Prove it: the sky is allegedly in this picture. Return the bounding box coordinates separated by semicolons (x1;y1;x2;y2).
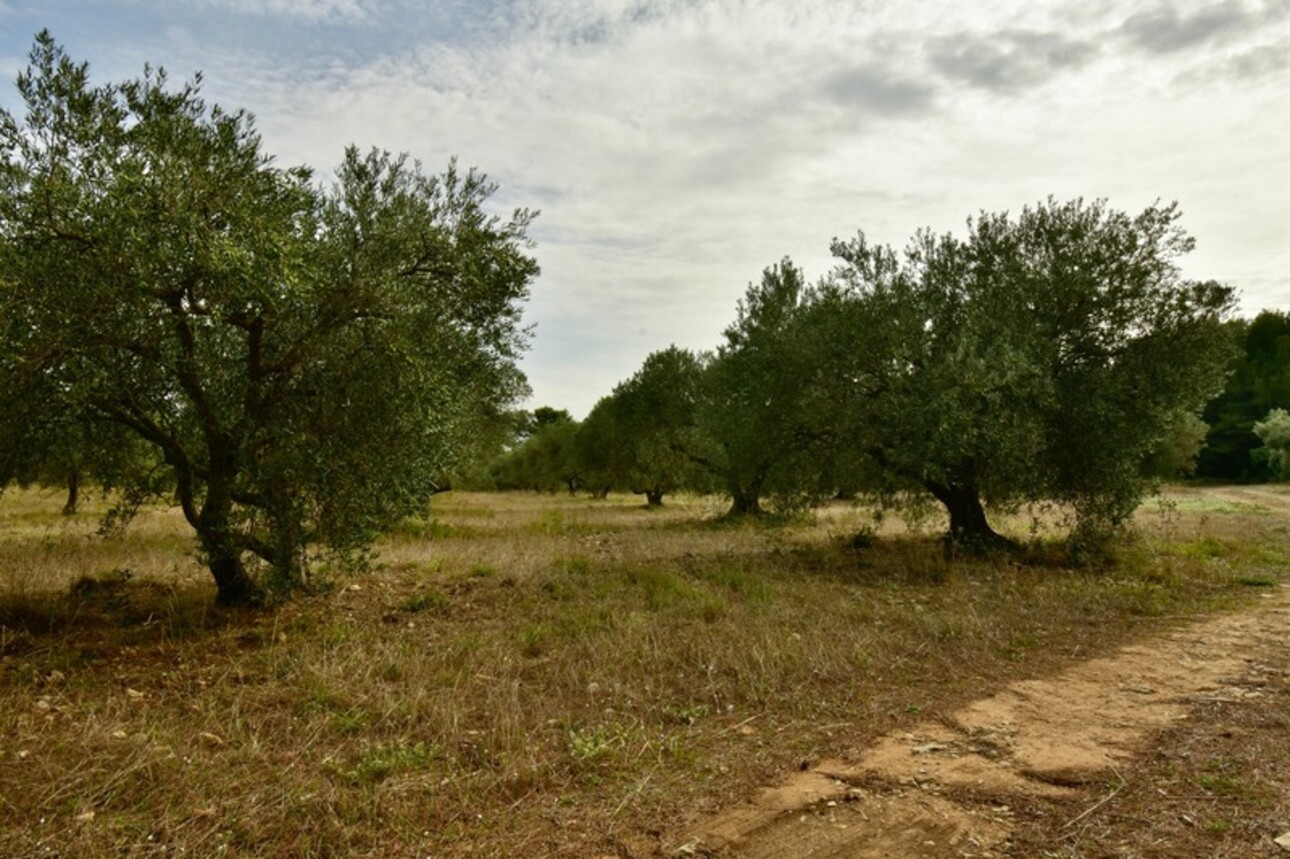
1;0;1287;418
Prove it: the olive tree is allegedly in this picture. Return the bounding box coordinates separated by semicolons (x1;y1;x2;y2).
576;347;710;506
693;259;831;515
823;198;1236;546
0;34;538;603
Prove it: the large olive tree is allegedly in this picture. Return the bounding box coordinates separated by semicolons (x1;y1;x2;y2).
0;34;538;603
822;198;1236;547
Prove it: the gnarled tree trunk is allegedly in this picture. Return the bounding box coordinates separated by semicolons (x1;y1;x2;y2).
204;539;260;606
923;479;1014;551
61;469;80;516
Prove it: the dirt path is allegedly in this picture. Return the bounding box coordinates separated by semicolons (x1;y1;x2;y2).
669;583;1290;858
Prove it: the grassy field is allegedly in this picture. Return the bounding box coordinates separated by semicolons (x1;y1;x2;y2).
1;486;1286;857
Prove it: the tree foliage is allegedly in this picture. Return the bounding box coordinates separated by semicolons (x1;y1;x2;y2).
817;198;1236;545
1253;408;1290;480
575;347;710;506
0;34;538;602
1196;311;1290;481
692;260;825;515
490;409;582;494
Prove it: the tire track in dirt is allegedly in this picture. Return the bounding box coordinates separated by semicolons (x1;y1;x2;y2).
669;584;1290;858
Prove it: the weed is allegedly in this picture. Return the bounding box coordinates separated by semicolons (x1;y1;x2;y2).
554;554;593;575
400;588;449;613
335;740;438;785
568;723;627;768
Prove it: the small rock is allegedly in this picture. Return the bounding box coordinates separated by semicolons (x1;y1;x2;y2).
347;583;362;592
111;730;127;739
737;725;756;736
74;810;95;823
912;742;949;754
125;688;145;700
33;698;51;711
1274;831;1290;852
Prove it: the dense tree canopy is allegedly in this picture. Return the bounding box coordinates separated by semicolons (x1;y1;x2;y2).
0;34;538;602
490;409;582;494
817;199;1236;546
692;260;825;515
576;346;710;506
1196;311;1290;481
1253;408;1290;480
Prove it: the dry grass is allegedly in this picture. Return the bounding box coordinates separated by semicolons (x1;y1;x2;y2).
1;486;1286;857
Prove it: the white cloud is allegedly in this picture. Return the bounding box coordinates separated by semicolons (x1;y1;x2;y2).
187;0;374;21
4;0;1286;414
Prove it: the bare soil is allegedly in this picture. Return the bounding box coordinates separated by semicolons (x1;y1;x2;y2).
671;582;1290;857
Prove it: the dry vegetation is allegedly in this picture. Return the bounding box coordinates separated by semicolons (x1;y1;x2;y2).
1;485;1286;857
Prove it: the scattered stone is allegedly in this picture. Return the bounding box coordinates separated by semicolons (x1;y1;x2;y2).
125;688;145;700
1274;831;1290;852
74;810;95;823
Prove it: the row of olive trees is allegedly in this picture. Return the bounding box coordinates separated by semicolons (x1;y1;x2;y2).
0;34;539;604
521;200;1237;550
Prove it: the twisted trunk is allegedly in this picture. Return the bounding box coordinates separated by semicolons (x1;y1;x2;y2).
923;479;1014;551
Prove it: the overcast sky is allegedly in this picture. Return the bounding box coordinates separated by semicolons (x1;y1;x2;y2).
2;0;1287;417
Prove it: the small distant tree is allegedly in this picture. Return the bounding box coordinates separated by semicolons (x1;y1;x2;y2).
0;410;156;515
491;410;581;494
1253;408;1290;480
576;347;709;506
0;34;538;603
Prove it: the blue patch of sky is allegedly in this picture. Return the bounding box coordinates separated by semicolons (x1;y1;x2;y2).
2;1;516;90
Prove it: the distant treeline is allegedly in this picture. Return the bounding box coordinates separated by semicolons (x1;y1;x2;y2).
1196;310;1290;482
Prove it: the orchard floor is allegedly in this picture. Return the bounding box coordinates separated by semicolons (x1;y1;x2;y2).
0;485;1287;857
